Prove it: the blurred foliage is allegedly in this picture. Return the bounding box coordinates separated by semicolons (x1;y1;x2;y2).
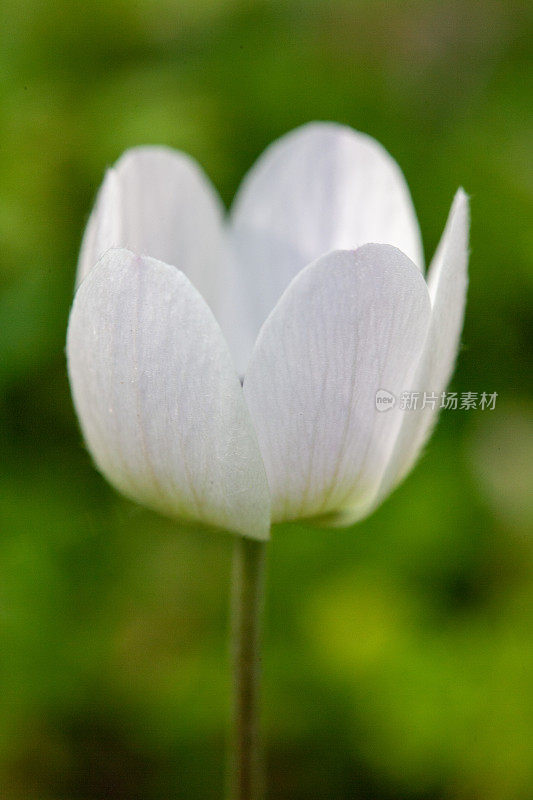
0;0;532;798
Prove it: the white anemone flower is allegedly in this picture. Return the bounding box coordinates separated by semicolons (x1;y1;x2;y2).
67;122;469;540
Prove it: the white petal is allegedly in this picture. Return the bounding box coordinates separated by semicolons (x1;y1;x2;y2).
76;146;231;334
376;189;470;502
78;168;122;285
67;248;270;539
230;122;424;373
243;245;431;524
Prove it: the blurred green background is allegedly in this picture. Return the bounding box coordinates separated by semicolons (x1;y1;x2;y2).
1;0;532;798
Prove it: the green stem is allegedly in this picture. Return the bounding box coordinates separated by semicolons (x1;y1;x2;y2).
228;535;268;800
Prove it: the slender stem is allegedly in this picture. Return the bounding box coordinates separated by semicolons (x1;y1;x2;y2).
228;535;268;800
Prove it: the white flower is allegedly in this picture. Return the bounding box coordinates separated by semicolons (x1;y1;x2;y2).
67;123;469;539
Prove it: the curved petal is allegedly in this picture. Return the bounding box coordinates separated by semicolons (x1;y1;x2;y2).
67;248;270;539
376;189;470;503
76;146;231;334
230;122;424;373
243;245;431;524
78;168;122;285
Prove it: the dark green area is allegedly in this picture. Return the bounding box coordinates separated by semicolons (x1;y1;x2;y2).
0;0;532;797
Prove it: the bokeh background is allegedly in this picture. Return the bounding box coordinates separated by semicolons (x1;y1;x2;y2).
1;0;532;797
